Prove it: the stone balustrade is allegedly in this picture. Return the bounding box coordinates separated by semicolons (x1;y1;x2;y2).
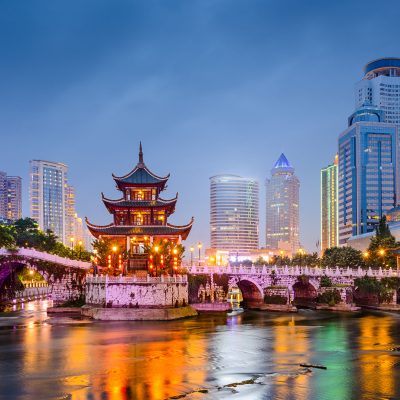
86;274;188;284
187;265;400;278
0;248;91;270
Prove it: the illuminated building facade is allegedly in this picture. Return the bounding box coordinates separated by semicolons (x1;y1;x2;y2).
209;174;259;255
320;155;338;252
0;171;22;221
338;105;399;245
29;160;68;243
265;154;300;255
355;58;400;126
86;143;193;273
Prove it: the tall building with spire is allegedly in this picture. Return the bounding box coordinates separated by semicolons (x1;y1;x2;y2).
265;154;300;255
320;154;338;253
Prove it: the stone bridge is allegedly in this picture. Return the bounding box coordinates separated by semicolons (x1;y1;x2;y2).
188;264;400;306
0;248;91;303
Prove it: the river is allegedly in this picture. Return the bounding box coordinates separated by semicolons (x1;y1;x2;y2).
0;301;400;400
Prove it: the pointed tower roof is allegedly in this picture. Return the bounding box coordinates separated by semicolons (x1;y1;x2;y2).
274;153;291;169
271;153;294;175
112;143;170;191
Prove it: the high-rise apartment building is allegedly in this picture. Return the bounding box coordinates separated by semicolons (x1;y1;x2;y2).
29;160;68;244
355;58;400;126
338;104;399;245
265;154;300;255
320;155;338;253
0;171;22;221
210;174;259;254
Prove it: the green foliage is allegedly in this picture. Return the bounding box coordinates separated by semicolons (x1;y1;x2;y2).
145;239;185;275
56;297;85;308
264;294;287;304
317;289;342;306
366;216;399;269
320;275;332;287
92;238;114;266
354;275;395;304
321;246;364;269
0;225;16;249
0;218;91;261
187;274;208;302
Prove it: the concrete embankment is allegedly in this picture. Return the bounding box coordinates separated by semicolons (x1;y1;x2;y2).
81;305;198;321
191;303;232;312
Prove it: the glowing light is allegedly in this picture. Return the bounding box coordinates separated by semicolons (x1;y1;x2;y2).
379;249;385;256
173;248;178;255
112;246;117;252
190;246;194;252
154;246;159;253
363;251;369;258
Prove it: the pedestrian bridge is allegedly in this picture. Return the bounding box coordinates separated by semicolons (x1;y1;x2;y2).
187;264;400;306
0;248;91;303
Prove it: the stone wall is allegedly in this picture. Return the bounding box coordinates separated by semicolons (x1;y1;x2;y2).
85;275;189;307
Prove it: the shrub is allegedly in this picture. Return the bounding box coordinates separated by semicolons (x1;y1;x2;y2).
320;275;332;287
264;294;287;305
317;289;342;306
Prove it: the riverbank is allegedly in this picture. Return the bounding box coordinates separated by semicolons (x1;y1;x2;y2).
81;305;198;320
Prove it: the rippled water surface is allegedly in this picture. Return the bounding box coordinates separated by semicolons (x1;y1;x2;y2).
1;301;400;399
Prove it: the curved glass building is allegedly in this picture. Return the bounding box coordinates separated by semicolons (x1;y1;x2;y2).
356;58;400;125
210;175;259;253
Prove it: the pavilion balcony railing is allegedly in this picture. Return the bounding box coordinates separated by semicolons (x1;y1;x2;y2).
86;274;188;284
186;264;400;278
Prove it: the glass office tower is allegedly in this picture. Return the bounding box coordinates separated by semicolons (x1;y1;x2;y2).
29;160;68;244
321;155;338;253
338;105;399;245
210;174;259;254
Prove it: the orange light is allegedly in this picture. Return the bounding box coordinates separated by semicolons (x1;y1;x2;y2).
149;264;153;269
112;246;117;252
173;248;178;255
379;249;385;256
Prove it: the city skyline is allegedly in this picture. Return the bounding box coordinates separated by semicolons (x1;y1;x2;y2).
2;1;400;251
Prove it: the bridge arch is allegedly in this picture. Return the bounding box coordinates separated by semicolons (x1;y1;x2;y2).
291;278;318;307
236;278;264;305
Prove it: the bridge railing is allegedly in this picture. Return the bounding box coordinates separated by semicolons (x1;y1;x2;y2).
86;274;188;284
0;248;92;270
187;264;400;277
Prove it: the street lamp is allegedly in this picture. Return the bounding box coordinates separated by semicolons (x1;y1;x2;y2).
198;242;202;266
190;246;194;267
70;237;75;250
154;245;159;276
112;246;118;273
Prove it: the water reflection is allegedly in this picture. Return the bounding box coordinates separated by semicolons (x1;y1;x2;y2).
0;302;400;399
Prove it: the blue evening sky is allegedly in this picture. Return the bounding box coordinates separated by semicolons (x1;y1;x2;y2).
1;0;400;252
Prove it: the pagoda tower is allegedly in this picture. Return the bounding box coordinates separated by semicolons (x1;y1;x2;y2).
86;143;193;274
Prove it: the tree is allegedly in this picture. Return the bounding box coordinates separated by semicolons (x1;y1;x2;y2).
321;246;364;269
0;225;16;249
366;216;399;269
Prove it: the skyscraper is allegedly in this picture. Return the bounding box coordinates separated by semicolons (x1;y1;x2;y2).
0;171;22;221
210;174;259;254
29;160;68;244
320;155;338;253
265;154;300;255
355;58;400;126
338;104;399;245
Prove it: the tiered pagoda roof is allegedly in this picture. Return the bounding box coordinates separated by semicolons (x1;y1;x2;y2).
101;193;178;215
112;143;169;191
86;142;193;241
86;218;194;239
